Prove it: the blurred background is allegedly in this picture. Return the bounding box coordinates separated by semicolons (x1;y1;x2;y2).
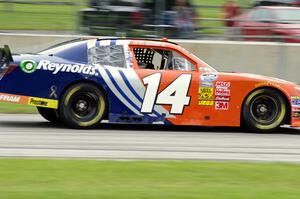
0;0;299;42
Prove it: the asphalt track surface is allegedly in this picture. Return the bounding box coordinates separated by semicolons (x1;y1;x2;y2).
1;114;300;162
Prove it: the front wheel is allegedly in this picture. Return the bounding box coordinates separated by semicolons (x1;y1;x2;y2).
242;88;287;132
59;83;107;129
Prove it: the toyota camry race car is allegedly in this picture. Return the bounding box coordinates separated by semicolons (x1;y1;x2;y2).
0;38;300;132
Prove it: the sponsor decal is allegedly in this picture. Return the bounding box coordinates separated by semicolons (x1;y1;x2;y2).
215;101;229;110
255;82;280;88
200;73;218;82
20;60;99;76
293;111;300;119
20;60;37;73
199;100;214;106
0;93;21;103
215;81;231;89
215;96;230;101
199;87;213;94
0;92;58;109
198;87;214;105
200;81;213;88
28;97;58;109
215;88;230;97
291;96;300;100
292;98;300;107
199;93;214;100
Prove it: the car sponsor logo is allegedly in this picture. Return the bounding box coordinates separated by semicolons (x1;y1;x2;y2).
199;100;214;106
215;81;231;89
0;93;20;103
198;87;214;105
20;60;38;73
291;96;300;107
215;96;230;101
293;111;300;119
199;93;214;100
28;97;58;109
20;60;99;76
200;73;218;82
215;88;230;97
215;101;229;110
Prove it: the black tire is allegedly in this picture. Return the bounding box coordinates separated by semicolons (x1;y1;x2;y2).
37;107;60;123
242;88;287;132
59;83;107;129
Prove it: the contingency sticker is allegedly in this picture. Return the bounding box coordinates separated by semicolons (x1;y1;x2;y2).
198;87;214;106
0;92;58;109
214;81;231;110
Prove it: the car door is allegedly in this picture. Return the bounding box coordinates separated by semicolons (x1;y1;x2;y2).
129;44;202;125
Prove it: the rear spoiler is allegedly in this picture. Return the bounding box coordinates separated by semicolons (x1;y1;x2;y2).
0;45;13;80
0;45;13;64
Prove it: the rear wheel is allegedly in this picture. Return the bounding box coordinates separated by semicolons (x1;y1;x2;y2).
59;83;107;129
242;88;287;132
37;107;60;123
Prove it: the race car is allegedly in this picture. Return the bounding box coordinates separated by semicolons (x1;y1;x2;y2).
0;38;299;132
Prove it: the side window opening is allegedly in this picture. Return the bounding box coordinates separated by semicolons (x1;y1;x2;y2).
88;45;126;68
133;47;195;71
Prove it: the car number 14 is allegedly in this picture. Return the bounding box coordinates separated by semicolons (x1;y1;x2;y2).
141;73;192;115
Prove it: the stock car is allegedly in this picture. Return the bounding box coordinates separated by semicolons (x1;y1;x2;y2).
0;38;300;132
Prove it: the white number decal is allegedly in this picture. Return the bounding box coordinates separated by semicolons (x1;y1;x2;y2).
141;73;192;114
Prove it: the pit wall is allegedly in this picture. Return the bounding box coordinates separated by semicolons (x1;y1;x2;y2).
1;33;299;82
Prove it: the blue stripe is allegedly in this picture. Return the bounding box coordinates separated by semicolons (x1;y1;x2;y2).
118;70;162;118
96;40;100;47
105;69;144;116
110;39;116;47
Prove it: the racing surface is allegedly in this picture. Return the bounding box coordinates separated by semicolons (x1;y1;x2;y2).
1;114;300;162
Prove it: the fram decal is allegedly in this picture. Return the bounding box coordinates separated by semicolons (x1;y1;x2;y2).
0;94;20;103
215;101;229;110
215;81;231;89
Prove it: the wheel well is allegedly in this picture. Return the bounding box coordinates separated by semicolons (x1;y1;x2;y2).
240;86;291;126
59;80;109;120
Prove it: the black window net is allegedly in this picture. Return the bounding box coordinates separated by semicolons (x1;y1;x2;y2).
133;48;155;64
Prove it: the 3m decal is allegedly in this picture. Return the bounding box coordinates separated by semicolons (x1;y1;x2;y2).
199;100;214;106
28;97;58;109
215;101;229;110
20;60;37;73
141;73;192;115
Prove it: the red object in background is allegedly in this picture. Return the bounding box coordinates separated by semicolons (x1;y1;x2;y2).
222;2;241;27
233;6;300;42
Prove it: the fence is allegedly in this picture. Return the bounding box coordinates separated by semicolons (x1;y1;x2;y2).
0;1;299;42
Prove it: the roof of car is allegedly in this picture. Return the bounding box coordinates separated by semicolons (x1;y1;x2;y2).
260;6;300;9
96;37;178;45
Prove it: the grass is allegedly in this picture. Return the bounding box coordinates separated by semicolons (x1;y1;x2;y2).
0;102;36;114
0;159;300;199
0;0;253;32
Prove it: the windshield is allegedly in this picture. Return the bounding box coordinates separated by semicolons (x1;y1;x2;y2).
273;9;300;24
